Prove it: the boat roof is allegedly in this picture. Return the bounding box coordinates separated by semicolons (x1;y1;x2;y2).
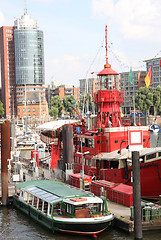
92;147;161;160
36;119;79;131
16;180;90;199
63;196;102;205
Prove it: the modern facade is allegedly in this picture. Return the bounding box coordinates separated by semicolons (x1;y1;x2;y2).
14;11;44;86
0;9;47;119
119;70;146;114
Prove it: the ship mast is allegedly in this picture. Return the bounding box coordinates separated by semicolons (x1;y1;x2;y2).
93;25;124;128
105;25;108;66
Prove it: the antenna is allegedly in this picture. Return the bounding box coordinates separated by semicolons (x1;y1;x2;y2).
24;0;28;14
105;25;108;65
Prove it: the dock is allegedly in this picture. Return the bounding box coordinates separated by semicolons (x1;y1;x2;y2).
108;200;161;232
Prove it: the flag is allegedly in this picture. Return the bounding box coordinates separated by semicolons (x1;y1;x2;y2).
129;67;133;84
145;66;152;88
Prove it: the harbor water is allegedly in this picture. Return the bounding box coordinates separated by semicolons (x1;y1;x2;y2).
1;206;161;240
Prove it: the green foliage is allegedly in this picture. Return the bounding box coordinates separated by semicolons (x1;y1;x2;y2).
63;95;76;116
0;101;4;116
135;87;153;113
153;86;161;115
49;106;58;119
49;96;63;118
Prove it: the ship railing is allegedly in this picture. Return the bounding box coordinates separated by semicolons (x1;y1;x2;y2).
40;133;55;144
130;204;161;223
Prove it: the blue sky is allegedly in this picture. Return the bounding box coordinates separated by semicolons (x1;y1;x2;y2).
1;0;161;86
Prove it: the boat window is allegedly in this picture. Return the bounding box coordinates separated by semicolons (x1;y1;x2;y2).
146;153;156;161
90;203;101;214
24;191;28;202
140;156;145;163
33;196;37;208
49;204;52;216
159;152;161;157
28;193;33;205
110;161;119;169
20;190;23;198
66;204;72;214
43;201;48;214
38;198;43;210
53;203;61;215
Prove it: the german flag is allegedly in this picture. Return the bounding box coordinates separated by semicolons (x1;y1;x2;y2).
145;66;152;88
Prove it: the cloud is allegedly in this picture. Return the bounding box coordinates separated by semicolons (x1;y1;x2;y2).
91;0;161;41
45;54;93;86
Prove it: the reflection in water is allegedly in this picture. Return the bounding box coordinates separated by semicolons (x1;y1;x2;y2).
1;206;161;240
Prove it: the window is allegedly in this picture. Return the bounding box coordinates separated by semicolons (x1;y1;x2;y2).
43;201;48;214
146;153;156;161
38;198;43;210
33;108;35;112
66;204;72;214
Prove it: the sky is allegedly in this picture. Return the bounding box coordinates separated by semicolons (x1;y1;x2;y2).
1;0;161;87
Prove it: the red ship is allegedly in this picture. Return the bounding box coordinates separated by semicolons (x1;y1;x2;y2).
39;26;161;200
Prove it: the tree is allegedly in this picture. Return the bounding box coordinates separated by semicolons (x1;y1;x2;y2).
135;87;153;114
49;96;63;119
153;86;161;115
49;106;58;120
0;101;4;116
63;95;76;116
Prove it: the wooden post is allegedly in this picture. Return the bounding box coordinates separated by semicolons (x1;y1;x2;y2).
1;120;11;206
132;151;142;240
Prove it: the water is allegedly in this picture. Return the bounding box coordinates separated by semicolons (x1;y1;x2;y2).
1;206;161;240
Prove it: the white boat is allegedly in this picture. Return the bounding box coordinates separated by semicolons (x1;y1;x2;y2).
13;180;114;237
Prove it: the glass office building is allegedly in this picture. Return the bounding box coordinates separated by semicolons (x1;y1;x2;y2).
14;12;44;86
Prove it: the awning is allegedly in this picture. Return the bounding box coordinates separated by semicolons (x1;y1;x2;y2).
36;119;80;131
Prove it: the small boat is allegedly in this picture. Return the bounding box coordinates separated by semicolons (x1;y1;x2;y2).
13;180;114;237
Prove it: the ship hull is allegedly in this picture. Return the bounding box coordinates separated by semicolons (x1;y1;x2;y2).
13;191;113;236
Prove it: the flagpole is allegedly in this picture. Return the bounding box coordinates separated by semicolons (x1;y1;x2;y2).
133;94;136;126
129;67;136;126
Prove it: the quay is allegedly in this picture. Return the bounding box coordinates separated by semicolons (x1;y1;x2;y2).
108;200;161;232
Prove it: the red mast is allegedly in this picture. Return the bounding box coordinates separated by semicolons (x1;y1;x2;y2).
93;25;124;128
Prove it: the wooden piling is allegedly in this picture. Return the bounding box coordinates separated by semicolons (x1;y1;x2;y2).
132;151;142;240
1;120;11;206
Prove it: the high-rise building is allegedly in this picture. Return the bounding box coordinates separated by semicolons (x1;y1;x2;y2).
0;8;46;119
119;70;146;114
0;26;17;117
14;10;44;87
